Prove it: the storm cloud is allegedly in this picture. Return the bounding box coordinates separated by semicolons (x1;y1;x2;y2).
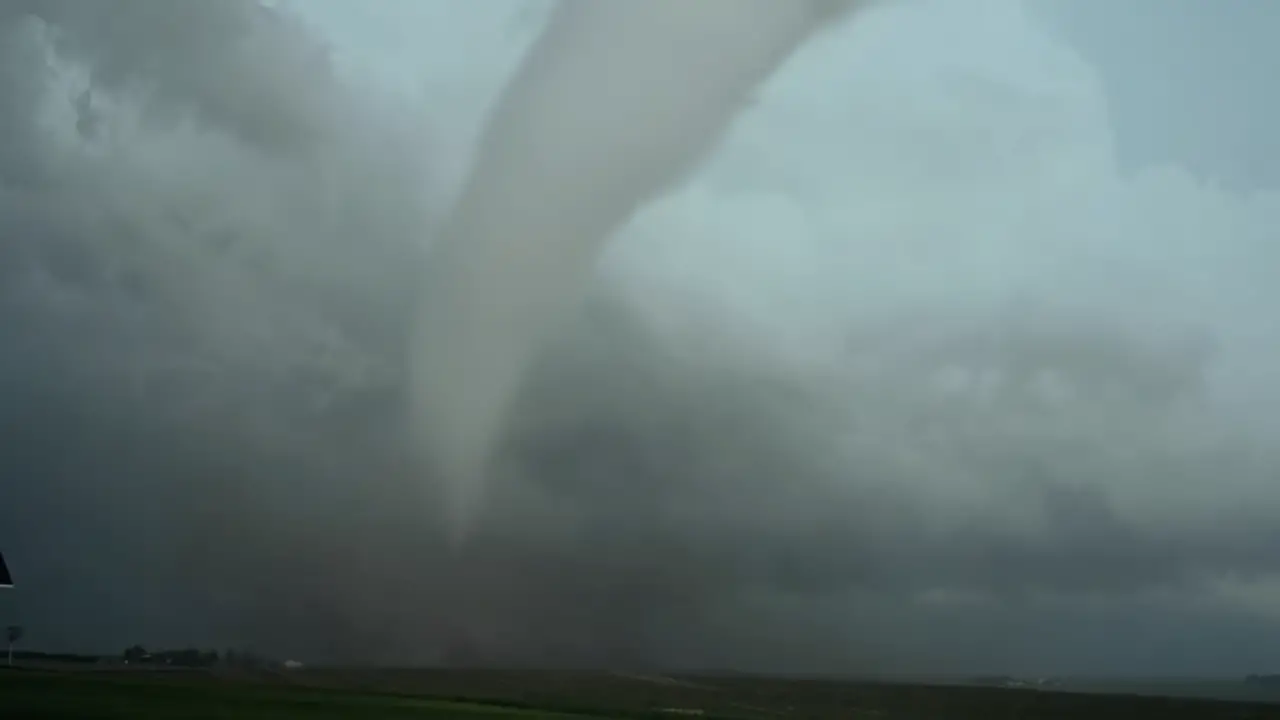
2;0;1280;677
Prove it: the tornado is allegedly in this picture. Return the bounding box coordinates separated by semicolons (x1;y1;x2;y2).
412;0;863;543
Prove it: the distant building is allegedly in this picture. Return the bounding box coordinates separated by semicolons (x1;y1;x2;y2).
0;551;12;588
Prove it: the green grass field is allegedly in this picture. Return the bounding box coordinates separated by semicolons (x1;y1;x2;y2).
4;666;1278;719
0;670;599;719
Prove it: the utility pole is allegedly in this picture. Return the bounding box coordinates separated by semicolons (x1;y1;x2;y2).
6;626;22;666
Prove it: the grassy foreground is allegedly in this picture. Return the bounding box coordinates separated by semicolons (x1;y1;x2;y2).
0;670;596;720
3;666;1278;719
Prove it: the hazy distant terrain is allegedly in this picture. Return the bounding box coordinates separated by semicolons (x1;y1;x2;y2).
1052;677;1280;705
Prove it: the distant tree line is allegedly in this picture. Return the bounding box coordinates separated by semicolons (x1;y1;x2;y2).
122;645;217;667
10;650;100;664
121;645;273;669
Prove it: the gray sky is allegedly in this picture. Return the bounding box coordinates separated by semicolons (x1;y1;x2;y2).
1;0;1279;676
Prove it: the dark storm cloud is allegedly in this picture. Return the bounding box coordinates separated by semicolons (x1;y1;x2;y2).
1;0;1279;676
31;0;339;154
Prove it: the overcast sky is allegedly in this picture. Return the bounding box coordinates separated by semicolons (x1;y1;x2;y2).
2;0;1279;676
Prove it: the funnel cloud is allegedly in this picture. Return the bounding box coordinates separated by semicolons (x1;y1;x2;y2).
411;0;859;541
2;0;1280;676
